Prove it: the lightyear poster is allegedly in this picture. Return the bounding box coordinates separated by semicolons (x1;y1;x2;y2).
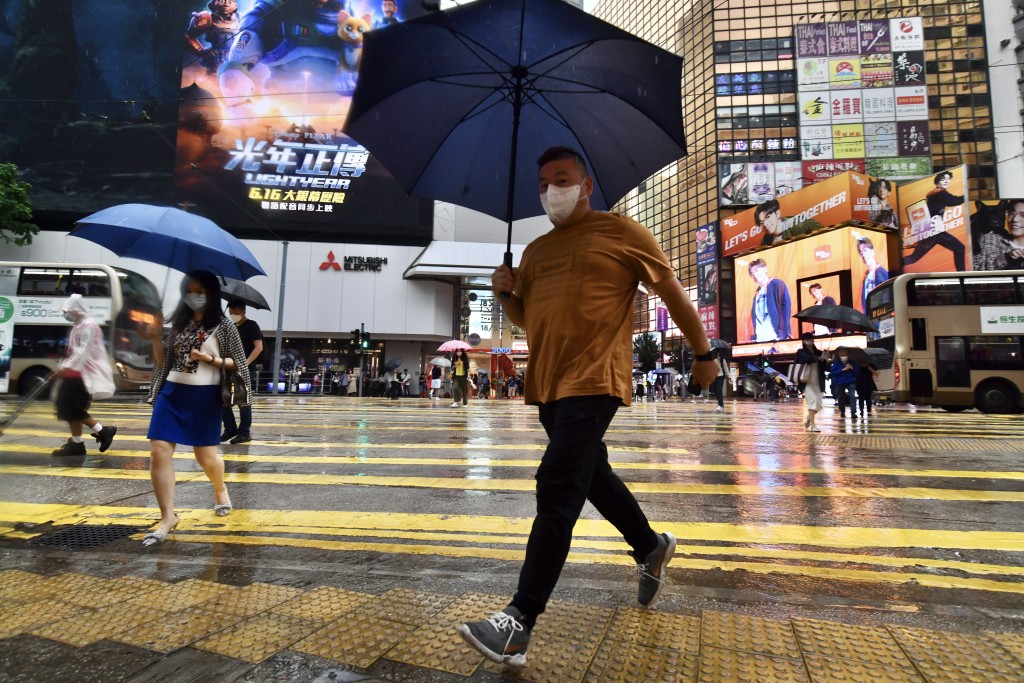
175;0;427;231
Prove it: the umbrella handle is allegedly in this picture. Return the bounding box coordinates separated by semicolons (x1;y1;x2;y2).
500;251;513;300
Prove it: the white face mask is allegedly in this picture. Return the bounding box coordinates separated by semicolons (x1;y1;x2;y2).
540;184;582;224
840;356;849;363
63;312;77;323
229;314;242;324
184;293;206;312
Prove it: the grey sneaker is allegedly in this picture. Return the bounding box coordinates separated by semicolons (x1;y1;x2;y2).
631;532;676;607
457;607;530;671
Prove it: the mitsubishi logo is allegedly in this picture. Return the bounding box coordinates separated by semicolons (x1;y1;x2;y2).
320;251;341;271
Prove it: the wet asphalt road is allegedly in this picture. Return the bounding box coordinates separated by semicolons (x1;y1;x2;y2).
0;393;1023;680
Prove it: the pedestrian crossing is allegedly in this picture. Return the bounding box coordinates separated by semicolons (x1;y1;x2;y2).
1;396;1023;602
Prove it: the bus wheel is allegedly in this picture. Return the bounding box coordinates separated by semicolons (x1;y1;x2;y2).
17;368;50;397
974;380;1020;414
940;405;968;413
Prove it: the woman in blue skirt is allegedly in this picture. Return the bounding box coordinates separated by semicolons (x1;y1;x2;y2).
142;270;252;546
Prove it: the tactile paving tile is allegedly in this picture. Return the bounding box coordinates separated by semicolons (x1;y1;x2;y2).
43;572;116;594
701;611;802;660
479;634;599;683
292;613;416;669
113;606;247;653
270;585;373;623
698;646;810;683
0;569;62;604
193;611;318;663
803;655;924;683
198;582;304;617
29;602;170;647
585;638;699;682
352;588;455;625
887;626;1023;679
432;592;510;624
604;606;701;653
531;599;614;646
385;621;485;676
985;631;1024;665
0;599;85;639
123;578;230;612
793;618;913;668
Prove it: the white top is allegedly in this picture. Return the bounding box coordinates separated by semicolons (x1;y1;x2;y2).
168;335;221;386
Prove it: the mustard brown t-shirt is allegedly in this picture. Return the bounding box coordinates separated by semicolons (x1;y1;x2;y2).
514;210;675;406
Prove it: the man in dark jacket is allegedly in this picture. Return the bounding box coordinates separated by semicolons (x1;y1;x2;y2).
830;351;860;418
748;258;791;342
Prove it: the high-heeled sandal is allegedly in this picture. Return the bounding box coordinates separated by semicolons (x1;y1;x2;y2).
142;513;179;546
213;504;232;517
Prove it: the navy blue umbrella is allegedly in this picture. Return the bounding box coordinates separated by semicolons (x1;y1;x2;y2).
71;204;266;281
344;0;686;267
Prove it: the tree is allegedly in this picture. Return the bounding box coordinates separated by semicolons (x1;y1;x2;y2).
633;332;661;373
0;163;37;246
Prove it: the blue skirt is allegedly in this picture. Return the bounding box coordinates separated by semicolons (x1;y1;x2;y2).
148;382;222;447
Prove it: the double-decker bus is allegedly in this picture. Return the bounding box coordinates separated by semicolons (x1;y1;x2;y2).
867;270;1024;413
0;262;163;395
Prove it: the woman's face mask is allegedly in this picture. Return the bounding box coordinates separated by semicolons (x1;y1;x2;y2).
184;293;207;312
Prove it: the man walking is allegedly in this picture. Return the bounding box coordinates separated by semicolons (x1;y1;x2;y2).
221;300;263;444
51;295;117;456
457;147;717;670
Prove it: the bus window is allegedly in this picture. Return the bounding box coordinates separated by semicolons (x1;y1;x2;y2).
968;336;1023;369
936;337;970;387
963;277;1016;305
909;278;963;306
911;318;927;350
18;268;110;297
117;269;162;309
12;326;68;358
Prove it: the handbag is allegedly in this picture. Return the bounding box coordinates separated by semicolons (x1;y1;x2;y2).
799;363;815;383
221;364;249;407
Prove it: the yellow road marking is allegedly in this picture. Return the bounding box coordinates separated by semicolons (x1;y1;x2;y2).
3;503;1024;552
153;532;1024;595
1;464;1022;502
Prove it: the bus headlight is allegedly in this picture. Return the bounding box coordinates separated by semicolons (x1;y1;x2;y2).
114;361;128;378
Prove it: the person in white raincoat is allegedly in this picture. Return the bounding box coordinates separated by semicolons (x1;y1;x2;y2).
51;294;117;456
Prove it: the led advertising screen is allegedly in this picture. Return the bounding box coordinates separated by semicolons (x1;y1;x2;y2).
898;165;970;273
721;171;899;258
970;199;1024;271
175;0;432;242
733;226;891;345
695;222;719;338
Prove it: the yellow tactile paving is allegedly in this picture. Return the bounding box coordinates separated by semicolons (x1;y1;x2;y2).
352;587;455;626
29;601;170;647
432;592;509;624
123;577;230;612
113;607;247;653
584;639;699;682
269;585;373;622
887;626;1024;680
803;655;924;683
291;613;417;669
792;618;914;668
0;569;63;604
198;582;304;617
479;634;601;682
698;646;810;683
531;599;614;646
192;611;319;663
986;630;1024;663
701;611;803;660
386;622;485;676
604;606;701;653
0;598;85;639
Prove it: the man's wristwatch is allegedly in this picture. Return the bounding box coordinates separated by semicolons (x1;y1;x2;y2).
694;349;716;361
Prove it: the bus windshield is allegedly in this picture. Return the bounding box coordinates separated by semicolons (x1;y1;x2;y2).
867;280;895;339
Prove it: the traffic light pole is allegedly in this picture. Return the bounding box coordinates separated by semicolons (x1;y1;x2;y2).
271;241;288;396
358;322;365;398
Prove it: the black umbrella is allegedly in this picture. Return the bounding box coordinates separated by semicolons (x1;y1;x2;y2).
345;0;686;273
220;277;270;311
708;338;732;360
383;357;403;372
795;305;877;334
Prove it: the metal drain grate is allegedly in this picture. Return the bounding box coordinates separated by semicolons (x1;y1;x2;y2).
28;524;146;550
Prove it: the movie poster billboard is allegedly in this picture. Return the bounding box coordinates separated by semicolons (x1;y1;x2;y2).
733;226;891;342
695;223;719;338
969;199;1024;271
718;162;804;206
175;0;430;238
898;165;970;273
722;171;898;257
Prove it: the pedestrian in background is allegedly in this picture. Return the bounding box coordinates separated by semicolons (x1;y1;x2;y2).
796;332;825;431
221;300;263;444
830;350;859;418
856;362;878;417
430;363;442;399
50;294;117;456
339;369;351;397
451;349;469;407
142;270;251;546
458;146;717;670
712;350;729;413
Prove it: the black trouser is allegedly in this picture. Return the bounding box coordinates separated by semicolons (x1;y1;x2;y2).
714;375;726;408
511;395;658;626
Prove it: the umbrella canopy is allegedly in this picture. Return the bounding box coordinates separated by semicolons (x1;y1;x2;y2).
708;338;732;360
429;357;452;367
383;357;403;372
71;204;265;281
220;278;270;311
345;0;685;260
795;304;877;334
438;340;472;352
835;346;890;368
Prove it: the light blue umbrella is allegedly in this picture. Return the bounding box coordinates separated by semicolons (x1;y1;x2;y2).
71;204;266;280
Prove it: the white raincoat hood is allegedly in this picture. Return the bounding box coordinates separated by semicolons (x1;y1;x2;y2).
60;295;116;399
